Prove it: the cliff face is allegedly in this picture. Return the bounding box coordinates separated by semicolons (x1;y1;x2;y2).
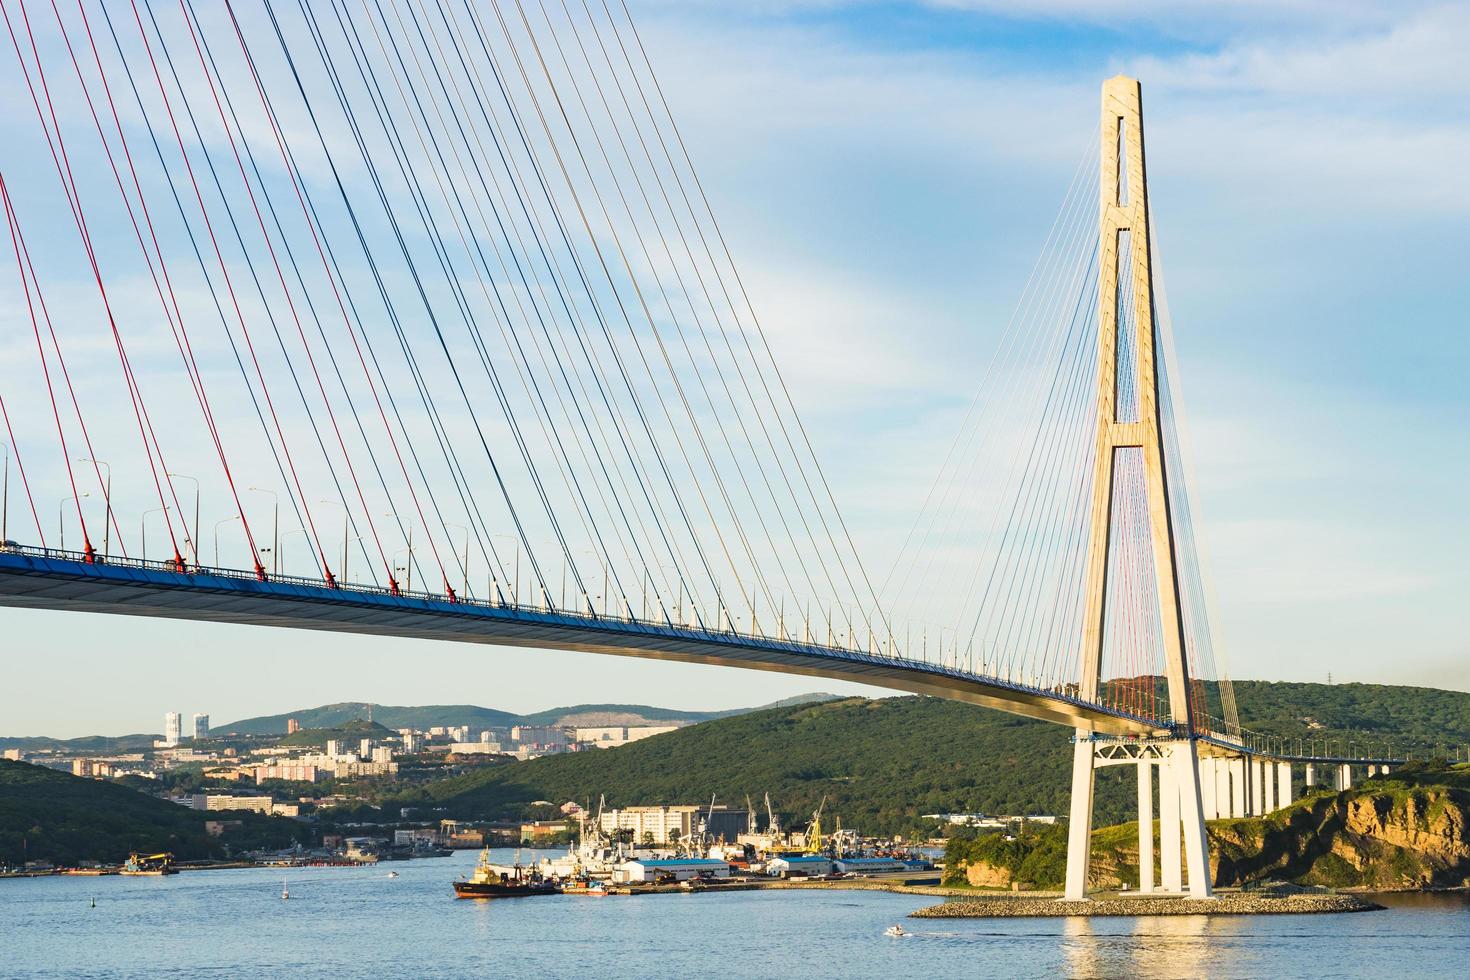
946;781;1470;892
1209;785;1470;889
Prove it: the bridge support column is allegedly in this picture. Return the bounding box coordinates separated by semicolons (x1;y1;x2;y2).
1251;758;1266;815
1203;757;1220;819
1277;762;1293;808
1064;732;1096;901
1159;754;1181;893
1137;759;1154;893
1305;763;1316;788
1229;758;1247;818
1171;741;1213;898
1214;760;1230;820
1263;761;1276;812
1339;764;1353;791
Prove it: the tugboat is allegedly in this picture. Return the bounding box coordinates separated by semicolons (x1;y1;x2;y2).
452;849;558;899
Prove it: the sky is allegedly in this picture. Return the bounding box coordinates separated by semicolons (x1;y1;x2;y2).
0;0;1465;737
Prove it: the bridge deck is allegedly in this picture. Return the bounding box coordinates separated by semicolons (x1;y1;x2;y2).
0;548;1163;736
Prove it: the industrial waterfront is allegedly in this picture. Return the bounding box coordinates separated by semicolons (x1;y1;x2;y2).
5;849;1467;978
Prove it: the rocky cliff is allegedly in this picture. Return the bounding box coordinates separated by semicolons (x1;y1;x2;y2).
946;773;1470;892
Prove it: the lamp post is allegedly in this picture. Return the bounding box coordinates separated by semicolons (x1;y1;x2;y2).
384;515;412;594
167;472;199;565
247;487;278;576
214;515;240;566
446;523;470;599
77;458;111;557
2;441;9;544
281;527;309;576
58;492;89;550
318;499;348;583
141;506;170;563
492;534;519;606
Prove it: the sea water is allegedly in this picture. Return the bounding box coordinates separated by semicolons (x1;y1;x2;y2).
5;849;1467;978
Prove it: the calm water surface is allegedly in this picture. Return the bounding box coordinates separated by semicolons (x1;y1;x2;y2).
6;849;1467;978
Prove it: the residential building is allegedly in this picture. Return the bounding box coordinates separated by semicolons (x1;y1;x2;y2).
2;749;24;761
598;805;701;845
399;731;421;754
286;718;300;734
71;759;93;777
359;738;373;759
370;746;394;764
164;711;181;747
510;725;568;747
253;764;320;784
573;725;680;748
449;741;502;755
325;739;343;758
191;794;274;815
192;713;210;739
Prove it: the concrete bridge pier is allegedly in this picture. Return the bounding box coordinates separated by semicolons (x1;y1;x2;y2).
1214;760;1231;820
1066;735;1211;901
1159;757;1182;893
1229;757;1247;817
1137;758;1155;893
1338;764;1353;791
1263;760;1276;812
1198;757;1217;820
1305;763;1317;787
1277;761;1293;808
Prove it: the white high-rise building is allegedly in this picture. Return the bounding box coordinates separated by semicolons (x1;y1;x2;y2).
192;713;210;739
164;712;181;747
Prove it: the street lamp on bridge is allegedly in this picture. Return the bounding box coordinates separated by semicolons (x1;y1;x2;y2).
246;487;279;576
77;458;110;557
58;492;88;550
141;506;170;562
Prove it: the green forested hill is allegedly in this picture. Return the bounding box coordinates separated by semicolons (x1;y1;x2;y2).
404;681;1470;837
214;693;837;736
405;698;1119;836
0;761;304;866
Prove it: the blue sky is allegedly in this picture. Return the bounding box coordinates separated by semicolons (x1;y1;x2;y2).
0;0;1465;736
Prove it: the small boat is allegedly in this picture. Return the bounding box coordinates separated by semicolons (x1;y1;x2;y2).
387;871;400;879
281;881;289;901
884;925;907;938
453;848;558;899
119;852;177;877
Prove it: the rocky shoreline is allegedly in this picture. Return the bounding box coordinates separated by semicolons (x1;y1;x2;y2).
911;892;1384;918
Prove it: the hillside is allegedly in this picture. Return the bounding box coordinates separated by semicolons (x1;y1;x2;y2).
399;681;1470;837
215;693;840;736
0;761;304;866
401;697;1118;836
945;764;1470;891
275;718;395;748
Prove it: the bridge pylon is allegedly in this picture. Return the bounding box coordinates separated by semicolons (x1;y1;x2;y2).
1062;76;1213;901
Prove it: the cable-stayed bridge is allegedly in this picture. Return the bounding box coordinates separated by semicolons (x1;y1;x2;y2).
0;1;1404;900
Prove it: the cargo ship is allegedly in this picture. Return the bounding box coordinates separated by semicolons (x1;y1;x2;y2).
452;849;558;899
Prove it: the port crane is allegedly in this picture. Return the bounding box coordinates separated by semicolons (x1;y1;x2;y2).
804;796;828;855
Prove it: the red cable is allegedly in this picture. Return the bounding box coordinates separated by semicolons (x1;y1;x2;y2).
4;0;184;564
2;176;91;558
177;0;429;590
123;0;323;579
0;390;44;546
64;0;261;568
10;178;127;557
223;0;455;596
